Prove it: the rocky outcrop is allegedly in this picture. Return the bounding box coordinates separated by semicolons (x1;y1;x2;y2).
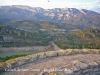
0;49;100;74
42;60;100;75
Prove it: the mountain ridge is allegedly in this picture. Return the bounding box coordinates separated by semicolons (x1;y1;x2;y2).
0;5;100;29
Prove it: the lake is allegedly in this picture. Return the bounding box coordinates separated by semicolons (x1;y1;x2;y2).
0;51;39;57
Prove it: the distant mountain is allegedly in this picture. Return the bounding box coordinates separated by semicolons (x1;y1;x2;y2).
0;19;80;32
0;5;100;29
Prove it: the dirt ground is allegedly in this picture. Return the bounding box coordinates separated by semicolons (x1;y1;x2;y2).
2;54;100;75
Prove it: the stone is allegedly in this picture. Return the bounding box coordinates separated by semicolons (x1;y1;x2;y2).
0;62;6;72
57;50;68;56
96;72;100;75
74;71;81;75
5;59;16;68
81;49;90;54
14;57;30;66
45;51;58;57
42;72;57;75
72;67;80;72
89;73;96;75
26;54;38;62
66;49;73;55
64;69;74;74
89;62;98;68
94;60;100;65
94;67;100;71
71;49;82;54
82;69;93;73
37;52;46;59
92;49;100;54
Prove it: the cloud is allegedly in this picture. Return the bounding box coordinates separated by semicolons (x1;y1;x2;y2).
85;0;100;13
88;6;100;13
96;0;100;3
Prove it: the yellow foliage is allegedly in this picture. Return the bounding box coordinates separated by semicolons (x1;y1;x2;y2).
47;72;56;75
0;62;5;67
6;59;16;64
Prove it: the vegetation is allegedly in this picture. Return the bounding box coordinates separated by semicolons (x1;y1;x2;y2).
0;19;80;32
0;25;52;47
0;20;100;49
0;54;27;62
54;29;100;49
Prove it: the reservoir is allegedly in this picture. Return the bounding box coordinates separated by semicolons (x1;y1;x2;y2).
0;51;39;57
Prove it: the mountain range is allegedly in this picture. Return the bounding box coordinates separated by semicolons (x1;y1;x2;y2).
0;5;100;29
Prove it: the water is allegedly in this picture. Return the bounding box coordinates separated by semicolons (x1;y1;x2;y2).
0;51;39;57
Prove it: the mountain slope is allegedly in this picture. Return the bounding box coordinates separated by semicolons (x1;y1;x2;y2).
0;5;100;29
0;25;51;47
54;29;100;49
0;19;80;31
0;24;100;49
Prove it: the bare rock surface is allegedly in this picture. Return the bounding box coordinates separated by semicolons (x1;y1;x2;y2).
2;54;100;75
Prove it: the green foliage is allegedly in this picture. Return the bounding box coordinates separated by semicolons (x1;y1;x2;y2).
0;25;52;47
0;20;100;49
0;54;27;62
0;19;80;31
54;29;100;49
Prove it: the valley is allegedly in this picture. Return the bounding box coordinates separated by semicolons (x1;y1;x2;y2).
0;5;100;75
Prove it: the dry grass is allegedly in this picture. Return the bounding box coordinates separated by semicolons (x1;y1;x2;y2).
0;62;5;67
6;59;16;64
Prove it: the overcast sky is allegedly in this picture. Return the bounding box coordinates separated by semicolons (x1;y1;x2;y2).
0;0;100;13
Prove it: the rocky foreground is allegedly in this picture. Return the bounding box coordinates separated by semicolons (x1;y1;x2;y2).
0;49;100;75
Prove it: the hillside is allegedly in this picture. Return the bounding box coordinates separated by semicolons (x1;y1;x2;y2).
0;19;81;32
0;24;100;49
0;25;51;47
0;5;100;29
54;29;100;49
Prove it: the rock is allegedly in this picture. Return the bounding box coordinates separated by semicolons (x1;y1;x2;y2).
89;62;98;68
42;72;57;75
57;50;68;56
5;59;16;68
45;51;58;57
0;62;6;72
37;52;46;59
81;49;90;54
94;67;100;71
71;49;82;54
14;57;29;66
94;60;100;65
64;69;74;74
96;72;100;75
26;54;38;62
82;69;93;73
89;73;96;75
74;71;81;75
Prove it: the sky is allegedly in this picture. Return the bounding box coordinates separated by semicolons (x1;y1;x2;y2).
0;0;100;13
